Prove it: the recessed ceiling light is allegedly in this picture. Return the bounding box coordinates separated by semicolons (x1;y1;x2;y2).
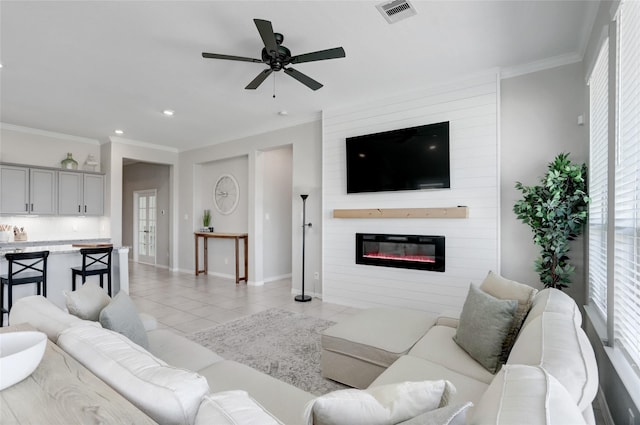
114;129;124;135
278;110;288;116
163;109;175;116
0;64;3;68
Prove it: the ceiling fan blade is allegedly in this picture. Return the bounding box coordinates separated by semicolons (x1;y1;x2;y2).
254;19;278;58
284;67;323;91
245;69;273;90
202;52;263;63
290;47;346;64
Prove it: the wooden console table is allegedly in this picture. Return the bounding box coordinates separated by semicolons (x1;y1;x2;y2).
0;324;157;424
194;232;248;284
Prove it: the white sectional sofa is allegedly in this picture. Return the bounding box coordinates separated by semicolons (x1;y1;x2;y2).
321;284;599;425
9;276;598;425
9;294;314;425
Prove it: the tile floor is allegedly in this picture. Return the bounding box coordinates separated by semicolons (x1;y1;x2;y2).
128;262;361;337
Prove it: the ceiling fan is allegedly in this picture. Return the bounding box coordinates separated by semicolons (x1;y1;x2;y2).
202;19;346;91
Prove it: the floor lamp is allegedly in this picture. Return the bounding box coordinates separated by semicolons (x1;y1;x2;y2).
295;194;312;302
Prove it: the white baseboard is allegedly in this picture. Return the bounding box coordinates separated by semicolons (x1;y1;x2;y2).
264;273;292;283
291;288;322;299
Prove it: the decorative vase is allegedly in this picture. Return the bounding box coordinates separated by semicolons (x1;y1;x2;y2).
61;153;78;170
83;154;98;172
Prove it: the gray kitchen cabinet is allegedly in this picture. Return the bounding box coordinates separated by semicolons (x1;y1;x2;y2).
58;171;104;216
83;174;104;216
0;165;56;215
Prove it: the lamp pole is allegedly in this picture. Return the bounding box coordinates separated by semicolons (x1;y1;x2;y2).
295;194;312;302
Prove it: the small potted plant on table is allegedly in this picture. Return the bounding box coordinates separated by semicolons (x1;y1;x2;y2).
202;209;213;232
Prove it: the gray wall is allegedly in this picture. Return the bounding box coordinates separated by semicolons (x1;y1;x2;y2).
500;61;588;307
122;162;171;267
263;147;292;281
196;155;249;278
178;121;321;292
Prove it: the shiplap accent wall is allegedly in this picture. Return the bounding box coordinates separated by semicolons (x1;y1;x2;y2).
322;73;500;314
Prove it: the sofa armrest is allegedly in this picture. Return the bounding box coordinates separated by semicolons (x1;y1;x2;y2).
436;310;461;328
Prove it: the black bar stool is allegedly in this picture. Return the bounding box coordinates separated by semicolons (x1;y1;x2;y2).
71;247;113;296
1;250;49;327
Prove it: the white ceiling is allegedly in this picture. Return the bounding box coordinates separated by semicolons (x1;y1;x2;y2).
0;1;598;152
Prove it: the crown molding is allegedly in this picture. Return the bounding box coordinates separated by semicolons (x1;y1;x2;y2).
500;52;583;80
0;122;100;145
109;136;179;153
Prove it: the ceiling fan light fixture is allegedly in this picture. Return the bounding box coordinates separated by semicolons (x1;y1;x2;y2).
201;18;345;92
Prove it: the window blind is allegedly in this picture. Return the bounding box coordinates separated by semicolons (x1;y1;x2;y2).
614;0;640;371
588;40;609;319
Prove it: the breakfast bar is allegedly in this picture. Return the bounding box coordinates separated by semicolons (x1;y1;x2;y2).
0;239;129;311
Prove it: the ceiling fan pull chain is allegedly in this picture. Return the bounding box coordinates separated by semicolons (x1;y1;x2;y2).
273;72;276;99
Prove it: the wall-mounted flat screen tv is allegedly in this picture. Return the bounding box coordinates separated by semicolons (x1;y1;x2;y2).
346;121;450;194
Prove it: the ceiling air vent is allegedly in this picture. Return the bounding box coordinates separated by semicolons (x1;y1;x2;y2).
376;0;417;24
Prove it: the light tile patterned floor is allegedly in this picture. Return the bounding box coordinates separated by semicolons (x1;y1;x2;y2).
128;262;361;337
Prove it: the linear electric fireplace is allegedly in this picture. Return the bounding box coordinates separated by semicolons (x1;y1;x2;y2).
356;233;445;272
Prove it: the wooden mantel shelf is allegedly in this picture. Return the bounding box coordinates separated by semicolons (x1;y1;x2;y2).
333;207;469;219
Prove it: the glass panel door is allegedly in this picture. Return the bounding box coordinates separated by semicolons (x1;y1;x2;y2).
136;190;156;265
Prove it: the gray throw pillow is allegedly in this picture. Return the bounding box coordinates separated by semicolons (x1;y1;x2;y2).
453;284;517;373
479;271;537;364
99;291;149;349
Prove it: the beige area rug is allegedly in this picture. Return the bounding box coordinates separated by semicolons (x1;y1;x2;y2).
188;308;349;395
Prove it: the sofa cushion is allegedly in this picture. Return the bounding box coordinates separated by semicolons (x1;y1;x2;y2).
396;402;472;425
369;355;489;409
304;380;455;425
194;390;283;425
148;328;224;372
479;271;537;362
507;312;598;411
322;308;436;368
454;284;517;373
198;359;314;425
8;295;100;343
522;288;581;329
409;325;495;384
467;364;586;425
57;325;209;425
99;291;149;349
64;281;111;321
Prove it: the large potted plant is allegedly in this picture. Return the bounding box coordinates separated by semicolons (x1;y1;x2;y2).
513;153;589;290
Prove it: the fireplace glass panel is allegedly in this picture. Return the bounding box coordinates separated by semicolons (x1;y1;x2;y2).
356;233;445;272
362;241;436;263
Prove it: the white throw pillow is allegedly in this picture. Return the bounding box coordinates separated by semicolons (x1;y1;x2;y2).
195;391;283;425
304;380;455;425
64;281;111;321
58;325;209;425
396;402;472;425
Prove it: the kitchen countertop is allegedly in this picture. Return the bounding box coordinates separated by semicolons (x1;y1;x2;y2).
0;238;110;249
0;239;125;257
